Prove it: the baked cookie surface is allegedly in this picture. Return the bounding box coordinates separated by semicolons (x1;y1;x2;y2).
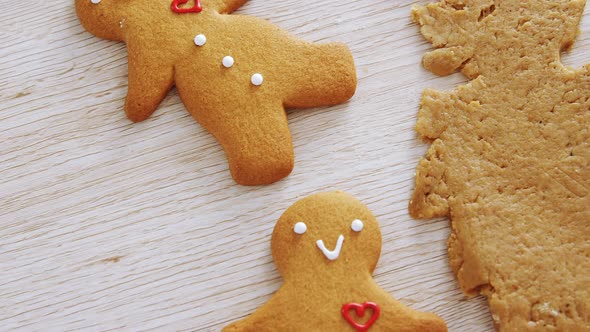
411;0;589;330
75;0;357;185
224;192;447;332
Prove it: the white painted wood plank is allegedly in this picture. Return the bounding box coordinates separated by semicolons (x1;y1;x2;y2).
1;0;587;331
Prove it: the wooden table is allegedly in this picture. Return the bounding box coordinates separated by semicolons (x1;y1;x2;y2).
1;1;588;331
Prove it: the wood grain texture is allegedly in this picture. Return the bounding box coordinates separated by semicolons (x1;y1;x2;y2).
0;1;587;331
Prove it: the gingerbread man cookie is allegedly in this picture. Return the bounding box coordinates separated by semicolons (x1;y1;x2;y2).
75;0;357;185
411;0;589;330
224;192;447;331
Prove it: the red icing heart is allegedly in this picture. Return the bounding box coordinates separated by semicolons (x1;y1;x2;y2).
341;302;380;332
171;0;202;13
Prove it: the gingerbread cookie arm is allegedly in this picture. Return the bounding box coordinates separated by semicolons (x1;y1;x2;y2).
411;2;477;76
282;43;357;109
222;320;254;332
409;88;457;219
75;0;129;41
222;293;285;331
205;0;248;14
124;43;174;122
409;139;450;219
222;313;268;332
378;307;448;332
414;89;456;141
411;1;506;78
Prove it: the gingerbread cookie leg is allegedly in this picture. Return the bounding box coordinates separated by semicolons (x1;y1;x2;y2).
223;103;293;186
124;43;175;122
188;99;294;186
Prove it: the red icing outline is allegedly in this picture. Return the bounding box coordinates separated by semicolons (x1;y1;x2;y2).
341;302;380;332
171;0;202;13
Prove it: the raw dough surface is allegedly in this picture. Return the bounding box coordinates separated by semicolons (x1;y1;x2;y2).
410;1;590;330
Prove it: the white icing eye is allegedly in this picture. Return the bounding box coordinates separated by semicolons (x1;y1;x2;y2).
294;222;307;235
351;219;364;232
91;0;101;3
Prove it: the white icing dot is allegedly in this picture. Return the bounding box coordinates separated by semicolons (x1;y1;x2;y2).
251;73;264;86
222;56;234;68
294;222;307;235
351;219;364;232
91;0;101;4
194;34;206;47
527;321;537;328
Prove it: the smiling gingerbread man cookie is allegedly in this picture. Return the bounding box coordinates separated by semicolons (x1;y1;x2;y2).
224;192;447;331
75;0;357;185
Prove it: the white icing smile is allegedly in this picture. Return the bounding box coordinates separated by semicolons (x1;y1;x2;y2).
316;235;344;261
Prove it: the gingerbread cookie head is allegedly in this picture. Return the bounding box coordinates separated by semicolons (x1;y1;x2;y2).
412;0;585;78
271;192;382;280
